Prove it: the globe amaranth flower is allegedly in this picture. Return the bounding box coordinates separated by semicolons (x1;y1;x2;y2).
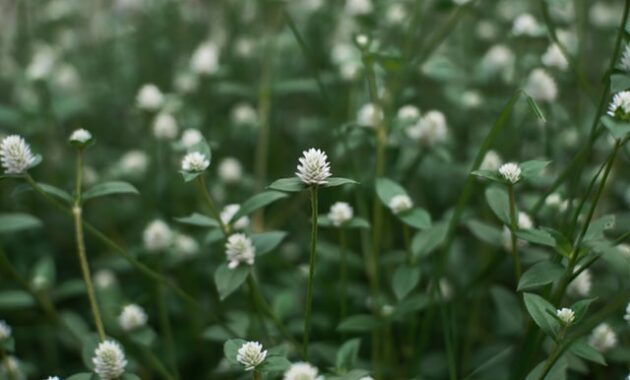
181;152;210;173
1;135;37;174
512;13;540;36
92;340;127;380
180;129;203;149
405;110;448;146
45;377;60;380
0;320;11;340
525;69;558;102
388;194;413;214
152;113;178;140
173;233;199;256
296;148;332;185
236;341;267;371
225;233;256;269
95;269;117;289
143;219;173;252
542;44;568;71
359;377;375;380
481;44;514;73
220;204;250;231
136;84;164;111
218;157;243;184
119;150;149;177
328;202;353;227
620;43;630;72
567;267;592;297
396;105;421;124
480;150;502;171
498;162;521;184
69;128;93;146
118;304;148;331
356;103;383;128
190;41;219;76
344;0;372;16
283;362;323;380
231;103;257;126
607;91;630;121
556;308;575;325
589;323;617;353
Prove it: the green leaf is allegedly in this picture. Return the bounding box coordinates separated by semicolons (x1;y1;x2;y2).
569;339;606;365
129;326;156;347
0;213;42;233
583;214;615;243
0;290;34;309
267;177;305;192
516;229;556;247
392;266;421;301
35;183;73;203
523;292;559;337
67;373;95;380
83;181;139;201
517;261;564;291
223;339;247;365
411;222;448;260
251;231;287;255
375;177;407;204
485;186;511;225
602;115;630;139
258;355;291;373
215;264;250;301
0;337;14;353
466;219;503;246
174;213;219;228
520;160;550;179
231;191;288;222
346;217;370;229
471;169;503;183
188;139;212;161
611;73;630;92
491;286;523;336
336;338;361;371
338;314;380;332
179;170;203;182
323;177;358;188
525;357;567;380
570;297;596;323
120;374;141;380
81;334;102;369
398;208;431;229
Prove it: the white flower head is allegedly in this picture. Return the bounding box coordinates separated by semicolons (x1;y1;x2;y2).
355;34;370;48
181;152;210;173
542;44;569;71
512;13;541;36
283;362;322;380
525;69;558;102
0;320;12;340
236;341;267;371
608;91;630;120
389;194;413;214
231;103;257;126
480;150;502;171
482;44;514;73
589;323;617;352
218;157;243;184
406;110;448;146
345;0;372;16
152;113;178;140
94;269;117;289
69;128;93;146
462;90;482;108
357;103;383;128
556;308;575;325
396;105;421;124
567;267;592;297
545;193;568;211
180;129;203;149
45;377;60;380
296;148;332;185
136;84;164;111
498;162;521;184
143;220;172;252
1;135;37;174
191;41;220;75
220;204;250;231
174;233;199;256
328;202;354;227
119;150;149;177
225;233;256;269
92;340;127;380
386;3;406;24
118;304;148;331
624;302;630;323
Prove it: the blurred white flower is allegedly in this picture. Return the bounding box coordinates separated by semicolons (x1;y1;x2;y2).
498;162;521;184
0;320;11;340
502;212;534;250
69;128;93;145
218;157;243;184
1;135;37;174
181;152;210;172
512;13;540;36
191;41;220;75
480;150;502;171
545;193;568;212
93;340;127;380
388;194;413;214
542;44;569;71
386;3;406;24
355;34;369;48
174;72;199;94
152;113;178;140
357;103;383;128
180;129;203;149
236;341;267;371
136;84;164;111
525;69;557;102
296;148;332;185
231;103;258;126
26;45;56;80
453;0;471;4
344;0;372;16
54;64;81;91
225;233;256;269
173;233;199;256
482;44;514;73
476;21;497;41
118;304;148;331
406;110;448;146
397;105;421;124
620;44;630;72
235;37;256;58
328;202;353;226
588;323;617;352
556;308;575;325
439;278;453;300
624;302;630;323
220;204;250;231
589;2;622;28
44;377;60;380
94;269;117;289
608;91;630;119
283;362;322;380
143;220;172;252
358;377;375;380
119;150;149;176
567;267;592;297
462;90;482;108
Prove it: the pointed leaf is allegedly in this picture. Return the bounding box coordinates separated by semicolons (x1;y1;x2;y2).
392;266;421;300
375;177;407;204
0;213;42;233
267;177;306;192
231;191;288;221
523;292;559;336
397;208;431;229
485;186;511;225
251;231;287;255
174;213;219;228
215;264;250;301
323;177;358;188
83;181;139;201
518;261;564;291
336;338;361;371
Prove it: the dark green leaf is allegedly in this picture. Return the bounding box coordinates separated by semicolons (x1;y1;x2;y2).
179;170;203;182
0;290;34;309
0;213;42;233
398;208;431;229
466;219;503;246
526;95;546;122
517;261;564;291
251;231;287;255
516;229;556;247
485;186;511;225
215;264;250;301
323;177;358;188
411;222;448;259
611;73;630;92
81;334;101;369
601;115;630;140
523;292;559;337
67;373;95;380
336;338;361;371
223;338;247;365
258;355;291;373
520;160;550;179
83;181;139;201
491;286;523;336
570;297;596;323
471;169;503;183
338;314;380;332
174;213;219;228
231;191;288;221
267;177;305;192
392;266;421;301
34;183;73;203
569;339;606;365
525;357;567;380
375;177;407;204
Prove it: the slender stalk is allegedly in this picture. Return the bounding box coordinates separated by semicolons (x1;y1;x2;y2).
403;224;413;265
507;184;521;281
537;327;567;380
72;150;106;341
156;255;180;380
253;370;261;380
303;185;319;359
339;228;348;320
196;176;228;236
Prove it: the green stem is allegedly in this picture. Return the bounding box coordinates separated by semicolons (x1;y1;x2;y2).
339;229;348;321
196;176;228;236
537;328;567;380
253;370;261;380
303;185;318;359
403;224;413;265
507;184;521;281
156;256;180;380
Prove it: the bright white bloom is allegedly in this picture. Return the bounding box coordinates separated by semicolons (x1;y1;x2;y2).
620;44;630;72
181;152;210;172
296;148;332;185
357;103;383;128
236;341;267;371
556;308;575;325
118;304;148;331
453;0;471;3
1;135;37;174
26;45;56;80
44;377;60;380
328;202;354;226
397;105;420;123
567;268;592;297
589;323;617;352
477;21;498;40
406;110;448;146
136;84;164;111
512;13;540;36
355;34;369;48
220;204;250;231
218;157;243;184
152;113;178;140
480;150;502;171
174;233;199;256
283;362;322;380
0;320;11;340
542;44;569;71
525;69;558;102
607;91;630;119
143;220;172;252
498;162;521;184
624;302;630;323
388;194;413;214
191;41;220;75
386;3;406;23
69;128;92;144
54;64;81;91
231;103;258;126
617;244;630;259
345;0;372;16
92;340;127;380
235;37;255;58
180;129;203;149
94;269;117;289
482;44;514;72
119;150;149;176
225;233;256;269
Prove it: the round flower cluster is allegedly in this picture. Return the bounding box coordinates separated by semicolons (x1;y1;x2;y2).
136;84;164;111
92;340;127;380
328;202;353;227
283;362;322;380
356;103;383;128
0;320;11;340
498;162;521;184
296;148;332;185
225;233;256;269
588;323;617;353
567;267;592;297
406;110;448;146
181;152;210;173
218;157;243;183
153;113;178;140
388;194;413;214
143;219;173;252
608;91;630;121
118;304;148;331
525;69;557;102
69;128;93;145
556;308;575;325
220;204;250;231
236;341;267;371
0;135;37;174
